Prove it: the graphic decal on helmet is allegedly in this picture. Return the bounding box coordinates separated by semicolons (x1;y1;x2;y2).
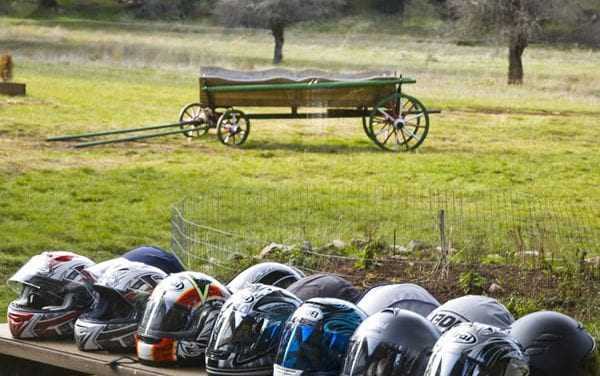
274;298;367;376
74;260;167;352
137;271;231;366
227;262;304;293
206;284;302;376
7;251;96;340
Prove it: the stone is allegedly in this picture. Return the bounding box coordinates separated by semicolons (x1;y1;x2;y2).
259;243;290;259
332;239;346;250
390;245;408;255
406;240;429;252
585;256;600;267
488;283;504;294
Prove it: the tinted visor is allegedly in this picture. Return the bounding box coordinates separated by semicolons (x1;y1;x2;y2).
342;338;419;376
82;286;137;323
425;352;529;376
210;306;284;362
276;320;351;373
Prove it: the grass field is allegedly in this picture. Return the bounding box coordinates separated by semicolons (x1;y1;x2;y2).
1;15;599;325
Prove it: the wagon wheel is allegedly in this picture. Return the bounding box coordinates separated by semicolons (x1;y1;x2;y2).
216;109;250;147
179;103;211;138
368;93;430;152
361;107;375;141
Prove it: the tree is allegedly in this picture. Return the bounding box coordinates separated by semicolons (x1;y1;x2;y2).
449;0;579;84
214;0;346;65
373;0;407;15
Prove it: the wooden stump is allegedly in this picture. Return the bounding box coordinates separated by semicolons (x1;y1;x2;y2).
0;82;26;96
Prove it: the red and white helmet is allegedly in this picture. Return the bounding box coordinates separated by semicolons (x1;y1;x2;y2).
136;271;231;366
74;259;167;352
7;251;96;339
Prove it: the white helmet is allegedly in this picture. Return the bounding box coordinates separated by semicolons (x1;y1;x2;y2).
7;251;95;339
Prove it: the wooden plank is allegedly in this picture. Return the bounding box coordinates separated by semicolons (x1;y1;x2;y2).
0;324;206;376
0;82;26;96
200;86;395;108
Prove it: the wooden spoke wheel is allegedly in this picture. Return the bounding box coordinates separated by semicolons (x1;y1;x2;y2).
216;109;250;146
361;107;375;141
368;93;430;152
179;103;211;138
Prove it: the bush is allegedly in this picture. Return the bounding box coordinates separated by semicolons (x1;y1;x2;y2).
133;0;202;19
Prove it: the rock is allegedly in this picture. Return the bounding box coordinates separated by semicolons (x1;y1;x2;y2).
406;240;429;252
259;243;290;259
351;238;368;249
585;256;600;267
332;239;346;250
523;251;540;257
488;283;503;294
435;246;457;255
228;252;246;262
390;245;408;255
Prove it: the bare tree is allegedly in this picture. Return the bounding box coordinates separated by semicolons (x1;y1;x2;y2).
449;0;579;84
214;0;346;64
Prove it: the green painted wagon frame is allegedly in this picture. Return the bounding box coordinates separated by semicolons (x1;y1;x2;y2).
48;67;439;151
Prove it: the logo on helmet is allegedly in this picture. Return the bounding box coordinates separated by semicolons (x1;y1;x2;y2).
453;332;477;345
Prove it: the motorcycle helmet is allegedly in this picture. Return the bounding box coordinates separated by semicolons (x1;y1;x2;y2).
357;283;440;317
274;297;367;376
341;308;441;376
287;273;361;303
123;246;186;274
424;322;529;376
510;311;598;376
427;295;514;334
205;284;302;375
136;271;231;366
227;262;304;293
7;251;95;339
74;260;166;352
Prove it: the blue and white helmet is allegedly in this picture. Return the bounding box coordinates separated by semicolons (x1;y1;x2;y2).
427;295;514;334
274;298;367;376
74;260;167;352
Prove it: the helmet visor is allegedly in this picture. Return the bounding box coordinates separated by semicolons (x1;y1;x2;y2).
139;291;199;338
210;305;284;362
342;337;415;376
276;320;351;373
424;352;529;376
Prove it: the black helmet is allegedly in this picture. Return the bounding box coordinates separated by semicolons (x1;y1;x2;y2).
136;272;231;366
206;284;302;375
286;273;361;303
341;308;441;376
227;262;304;293
510;311;597;376
357;283;440;317
427;295;514;334
424;322;529;376
274;297;367;376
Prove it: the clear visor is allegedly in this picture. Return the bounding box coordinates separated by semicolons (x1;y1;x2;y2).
210;306;284;362
342;338;416;376
425;352;529;376
8;257;87;311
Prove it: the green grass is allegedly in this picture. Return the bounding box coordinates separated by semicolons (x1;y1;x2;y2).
0;17;599;327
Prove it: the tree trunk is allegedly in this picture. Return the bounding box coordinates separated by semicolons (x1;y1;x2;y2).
508;36;526;85
271;25;285;65
507;0;528;85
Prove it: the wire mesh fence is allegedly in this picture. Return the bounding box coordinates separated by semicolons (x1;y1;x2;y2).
171;185;599;274
171;185;600;321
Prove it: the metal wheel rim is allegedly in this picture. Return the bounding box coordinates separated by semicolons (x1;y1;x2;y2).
179;103;210;138
217;109;250;146
369;93;429;152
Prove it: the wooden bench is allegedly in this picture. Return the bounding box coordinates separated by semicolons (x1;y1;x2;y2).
0;324;206;376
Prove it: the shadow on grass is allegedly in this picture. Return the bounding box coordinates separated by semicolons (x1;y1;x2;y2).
242;140;383;154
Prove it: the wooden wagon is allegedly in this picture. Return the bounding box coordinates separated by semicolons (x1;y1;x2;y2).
49;67;438;151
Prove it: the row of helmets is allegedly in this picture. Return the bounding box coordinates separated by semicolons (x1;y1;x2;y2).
7;250;598;376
